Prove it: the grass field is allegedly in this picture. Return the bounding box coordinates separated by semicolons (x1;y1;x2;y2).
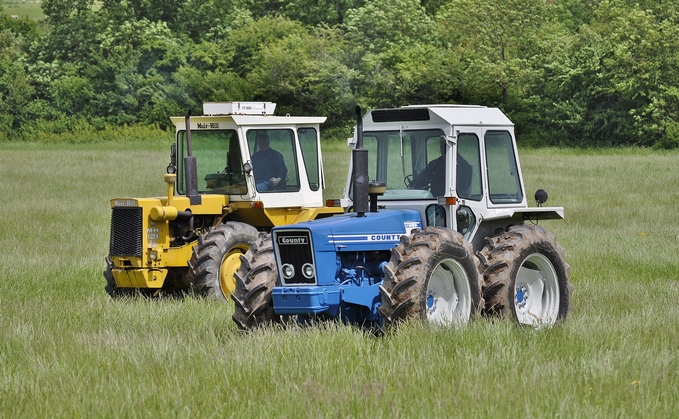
0;0;44;20
1;141;678;417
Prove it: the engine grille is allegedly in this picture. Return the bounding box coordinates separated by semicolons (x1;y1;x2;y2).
109;207;143;257
274;229;315;285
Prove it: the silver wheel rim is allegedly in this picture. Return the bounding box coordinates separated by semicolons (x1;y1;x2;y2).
515;253;560;327
426;259;472;326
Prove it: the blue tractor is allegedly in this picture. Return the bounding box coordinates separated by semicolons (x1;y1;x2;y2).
232;105;572;330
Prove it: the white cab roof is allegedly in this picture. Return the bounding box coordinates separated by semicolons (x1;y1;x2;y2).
363;104;513;129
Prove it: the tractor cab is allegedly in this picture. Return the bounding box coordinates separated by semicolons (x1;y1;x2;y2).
169;102;329;210
341;105;563;251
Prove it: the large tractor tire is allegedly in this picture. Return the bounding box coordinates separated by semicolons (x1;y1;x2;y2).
379;227;483;329
477;224;573;327
232;235;279;331
188;221;259;301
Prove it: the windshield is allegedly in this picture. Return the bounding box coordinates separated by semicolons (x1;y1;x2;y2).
354;128;444;201
177;129;248;195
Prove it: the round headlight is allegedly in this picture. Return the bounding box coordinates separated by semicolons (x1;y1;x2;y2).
302;263;315;279
282;264;295;279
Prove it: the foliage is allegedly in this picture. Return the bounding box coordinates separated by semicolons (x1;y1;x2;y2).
1;0;679;147
437;0;549;106
14;117;170;142
343;0;441;108
283;0;365;26
535;1;679;147
249;25;357;125
0;29;33;136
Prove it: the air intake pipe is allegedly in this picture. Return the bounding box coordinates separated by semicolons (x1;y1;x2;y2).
352;106;369;217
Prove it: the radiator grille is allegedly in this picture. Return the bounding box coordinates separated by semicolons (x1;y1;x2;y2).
109;207;143;257
274;229;315;285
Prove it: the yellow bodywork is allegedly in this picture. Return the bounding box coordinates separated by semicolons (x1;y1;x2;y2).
108;194;343;289
228;202;343;227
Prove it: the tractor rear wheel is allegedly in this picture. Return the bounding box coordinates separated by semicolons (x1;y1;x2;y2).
379;227;483;329
188;222;259;301
232;235;280;331
478;224;572;327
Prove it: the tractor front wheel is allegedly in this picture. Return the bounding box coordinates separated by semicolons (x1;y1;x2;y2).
232;235;280;331
188;222;259;301
478;224;572;327
379;227;483;330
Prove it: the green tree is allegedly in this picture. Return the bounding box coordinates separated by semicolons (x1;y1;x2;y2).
0;30;33;137
436;0;550;107
241;0;292;18
343;0;440;108
283;0;364;26
14;0;678;147
91;18;190;127
224;16;308;77
539;1;679;147
249;25;356;125
0;12;39;39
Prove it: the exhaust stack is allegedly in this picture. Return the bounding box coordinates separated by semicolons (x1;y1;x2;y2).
352;106;369;217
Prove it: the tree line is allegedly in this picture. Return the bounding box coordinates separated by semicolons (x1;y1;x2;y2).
1;0;678;147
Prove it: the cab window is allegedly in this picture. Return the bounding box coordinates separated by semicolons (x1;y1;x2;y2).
457;133;482;201
298;127;320;191
247;129;299;193
485;131;523;204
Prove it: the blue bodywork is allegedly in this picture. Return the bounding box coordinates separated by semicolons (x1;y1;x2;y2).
271;209;422;326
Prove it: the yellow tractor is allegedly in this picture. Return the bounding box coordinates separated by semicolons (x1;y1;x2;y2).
104;102;343;299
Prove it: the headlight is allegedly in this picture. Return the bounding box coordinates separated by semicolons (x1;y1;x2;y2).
302;263;315;279
282;264;295;279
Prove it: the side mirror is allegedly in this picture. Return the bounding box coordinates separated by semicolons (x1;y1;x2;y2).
167;143;177;174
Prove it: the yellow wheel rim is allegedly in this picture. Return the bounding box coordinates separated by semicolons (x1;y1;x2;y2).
219;244;249;298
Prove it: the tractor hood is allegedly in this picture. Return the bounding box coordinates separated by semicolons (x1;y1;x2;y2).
272;209;422;253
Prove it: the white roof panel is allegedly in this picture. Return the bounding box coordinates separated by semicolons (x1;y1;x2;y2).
363;104;513;128
427;105;513;127
230;115;327;126
170;115;327;129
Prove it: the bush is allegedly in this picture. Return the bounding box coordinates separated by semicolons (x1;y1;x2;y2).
654;122;679;150
13;119;172;143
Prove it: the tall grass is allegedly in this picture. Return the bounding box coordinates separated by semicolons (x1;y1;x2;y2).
1;142;678;417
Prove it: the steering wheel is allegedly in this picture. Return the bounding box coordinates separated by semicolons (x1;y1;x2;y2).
404;174;415;188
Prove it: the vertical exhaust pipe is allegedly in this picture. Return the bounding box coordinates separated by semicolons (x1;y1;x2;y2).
184;110;201;205
352;106;369;217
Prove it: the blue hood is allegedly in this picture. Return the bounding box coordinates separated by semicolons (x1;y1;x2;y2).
273;209;422;252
